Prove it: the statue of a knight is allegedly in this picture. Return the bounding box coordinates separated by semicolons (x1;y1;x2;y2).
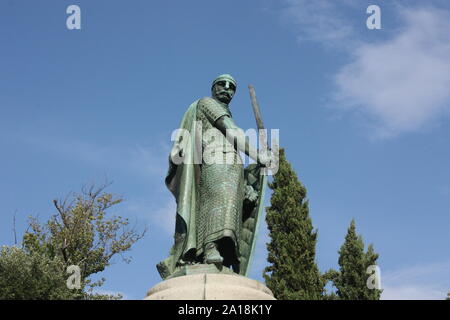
157;74;274;279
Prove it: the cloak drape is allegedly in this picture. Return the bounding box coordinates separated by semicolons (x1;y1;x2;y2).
157;100;266;279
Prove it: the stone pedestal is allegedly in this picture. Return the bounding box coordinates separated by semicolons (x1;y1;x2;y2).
145;273;276;300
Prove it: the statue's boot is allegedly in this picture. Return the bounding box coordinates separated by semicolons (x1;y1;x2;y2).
204;242;223;264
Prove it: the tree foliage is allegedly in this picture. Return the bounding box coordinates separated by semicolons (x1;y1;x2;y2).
0;183;146;300
329;220;382;300
0;246;72;299
263;148;325;299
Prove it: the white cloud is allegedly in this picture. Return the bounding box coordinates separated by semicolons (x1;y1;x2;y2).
333;7;450;138
381;262;450;300
382;285;445;300
282;1;450;138
281;0;359;49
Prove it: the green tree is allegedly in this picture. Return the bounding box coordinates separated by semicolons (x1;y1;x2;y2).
263;148;324;299
330;220;382;300
0;246;73;299
446;292;450;300
0;183;146;300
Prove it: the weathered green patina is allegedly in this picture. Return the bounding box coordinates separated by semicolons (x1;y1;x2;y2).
157;75;269;279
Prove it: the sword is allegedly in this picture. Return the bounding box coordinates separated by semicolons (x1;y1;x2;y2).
248;84;269;152
243;85;270;276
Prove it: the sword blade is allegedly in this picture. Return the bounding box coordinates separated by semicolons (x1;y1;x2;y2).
248;85;268;151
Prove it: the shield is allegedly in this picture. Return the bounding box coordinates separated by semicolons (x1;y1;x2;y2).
238;163;267;276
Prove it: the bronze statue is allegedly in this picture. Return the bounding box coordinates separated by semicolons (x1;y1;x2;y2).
157;74;274;279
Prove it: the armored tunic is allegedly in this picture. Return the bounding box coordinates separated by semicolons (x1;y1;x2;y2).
196;97;245;265
157;95;266;280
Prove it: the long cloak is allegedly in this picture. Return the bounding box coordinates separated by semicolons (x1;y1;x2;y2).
156;100;266;279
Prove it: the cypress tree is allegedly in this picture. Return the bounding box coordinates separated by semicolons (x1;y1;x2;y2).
263;148;324;299
333;220;381;300
364;244;382;299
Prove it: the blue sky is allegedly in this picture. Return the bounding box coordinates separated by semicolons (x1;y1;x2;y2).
1;0;449;299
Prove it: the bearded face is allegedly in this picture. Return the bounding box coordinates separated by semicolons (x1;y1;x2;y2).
212;80;236;104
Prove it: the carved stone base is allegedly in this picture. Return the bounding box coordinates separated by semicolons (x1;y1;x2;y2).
145;273;276;300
